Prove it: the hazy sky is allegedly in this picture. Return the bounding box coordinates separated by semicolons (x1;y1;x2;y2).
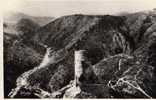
2;0;156;17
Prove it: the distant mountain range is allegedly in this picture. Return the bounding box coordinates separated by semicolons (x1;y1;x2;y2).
3;11;54;26
3;11;54;34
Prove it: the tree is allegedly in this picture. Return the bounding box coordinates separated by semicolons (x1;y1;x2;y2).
3;23;7;28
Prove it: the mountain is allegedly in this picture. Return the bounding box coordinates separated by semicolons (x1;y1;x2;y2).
4;9;156;98
3;11;54;26
3;12;54;35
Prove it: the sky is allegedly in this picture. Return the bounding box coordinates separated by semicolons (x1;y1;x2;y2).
2;0;156;17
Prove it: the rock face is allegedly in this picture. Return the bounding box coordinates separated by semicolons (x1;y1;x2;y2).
4;10;156;98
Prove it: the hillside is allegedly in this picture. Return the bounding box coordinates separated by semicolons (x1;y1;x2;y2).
4;10;156;98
